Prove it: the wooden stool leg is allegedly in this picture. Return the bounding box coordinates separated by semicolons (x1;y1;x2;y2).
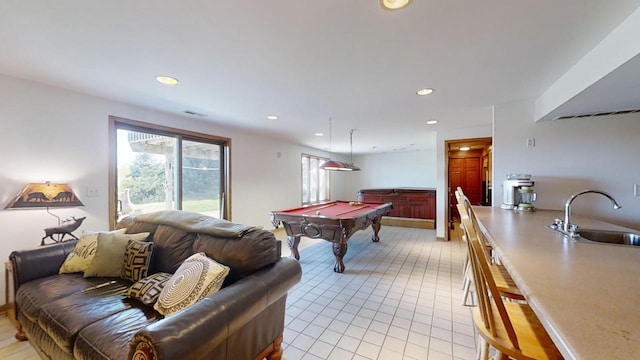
477;336;489;360
462;277;472;306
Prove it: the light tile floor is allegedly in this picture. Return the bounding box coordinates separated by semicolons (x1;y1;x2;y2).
280;225;476;360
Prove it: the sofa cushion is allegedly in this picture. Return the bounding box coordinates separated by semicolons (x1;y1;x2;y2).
121;240;154;282
38;279;131;354
74;306;162;360
16;273;113;323
84;232;150;278
20;314;75;360
59;229;127;274
125;272;172;306
154;253;229;316
148;224;197;274
193;229;278;284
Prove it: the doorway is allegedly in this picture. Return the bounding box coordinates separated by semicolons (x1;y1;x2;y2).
446;137;492;235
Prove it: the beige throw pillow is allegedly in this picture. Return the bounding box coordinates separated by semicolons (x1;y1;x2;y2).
83;232;150;278
59;229;127;274
154;252;230;316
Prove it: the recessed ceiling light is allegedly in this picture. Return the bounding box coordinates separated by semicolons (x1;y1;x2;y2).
381;0;412;10
315;132;324;136
426;120;438;125
460;146;470;151
266;115;278;120
156;76;179;85
417;88;434;96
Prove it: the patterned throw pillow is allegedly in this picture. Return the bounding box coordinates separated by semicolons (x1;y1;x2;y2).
125;272;172;306
121;240;154;281
59;229;127;274
154;252;230;316
83;232;150;278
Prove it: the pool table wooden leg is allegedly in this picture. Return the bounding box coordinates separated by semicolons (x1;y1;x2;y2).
287;235;301;260
371;215;382;242
332;241;347;273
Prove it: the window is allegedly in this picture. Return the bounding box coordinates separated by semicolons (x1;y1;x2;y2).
301;154;329;204
109;116;230;227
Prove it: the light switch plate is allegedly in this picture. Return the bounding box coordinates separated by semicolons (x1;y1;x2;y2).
87;186;99;197
634;184;640;196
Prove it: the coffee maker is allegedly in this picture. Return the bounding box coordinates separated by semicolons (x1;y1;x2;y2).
500;174;536;210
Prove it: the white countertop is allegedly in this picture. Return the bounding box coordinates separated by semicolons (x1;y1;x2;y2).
472;207;640;360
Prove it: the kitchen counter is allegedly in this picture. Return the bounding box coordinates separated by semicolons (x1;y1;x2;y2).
472;207;640;360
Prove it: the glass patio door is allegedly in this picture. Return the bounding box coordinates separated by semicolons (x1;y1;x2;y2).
180;139;223;216
111;118;229;225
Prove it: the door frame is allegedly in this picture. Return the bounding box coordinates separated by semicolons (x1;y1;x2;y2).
444;137;492;241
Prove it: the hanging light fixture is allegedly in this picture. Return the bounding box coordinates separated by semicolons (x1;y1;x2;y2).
346;129;361;171
320;119;361;171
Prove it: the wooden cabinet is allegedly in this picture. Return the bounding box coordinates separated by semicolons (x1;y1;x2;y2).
357;188;436;221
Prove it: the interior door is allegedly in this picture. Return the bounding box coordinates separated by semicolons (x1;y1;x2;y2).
448;154;481;223
462;157;481;204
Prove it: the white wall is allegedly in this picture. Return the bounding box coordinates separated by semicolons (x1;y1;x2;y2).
222;129;347;227
343;147;438;198
0;74;341;304
494;99;640;228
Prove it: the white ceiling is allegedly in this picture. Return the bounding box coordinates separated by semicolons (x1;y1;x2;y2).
1;1;639;154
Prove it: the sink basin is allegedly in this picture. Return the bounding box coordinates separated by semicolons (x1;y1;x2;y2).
579;229;640;246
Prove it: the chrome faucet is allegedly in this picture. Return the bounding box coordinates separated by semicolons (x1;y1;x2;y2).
563;190;621;236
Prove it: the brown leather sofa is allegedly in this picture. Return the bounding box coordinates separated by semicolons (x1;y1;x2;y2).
9;211;302;360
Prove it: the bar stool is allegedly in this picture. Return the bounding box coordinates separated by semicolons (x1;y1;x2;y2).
456;190;523;305
457;203;525;302
455;189;475;306
461;215;563;360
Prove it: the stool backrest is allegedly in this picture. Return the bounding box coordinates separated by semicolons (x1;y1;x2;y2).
458;208;521;350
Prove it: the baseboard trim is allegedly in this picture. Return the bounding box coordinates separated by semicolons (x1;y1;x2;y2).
382;217;435;229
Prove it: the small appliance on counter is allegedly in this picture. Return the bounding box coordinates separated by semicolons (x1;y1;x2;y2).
501;174;536;211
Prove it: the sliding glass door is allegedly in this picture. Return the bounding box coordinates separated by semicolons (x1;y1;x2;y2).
110;117;229;226
180;140;223;215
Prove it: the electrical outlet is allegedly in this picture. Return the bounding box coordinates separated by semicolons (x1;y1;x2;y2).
634;184;640;197
87;186;99;197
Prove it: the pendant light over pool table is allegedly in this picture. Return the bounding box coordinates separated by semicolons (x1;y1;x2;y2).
320;119;361;171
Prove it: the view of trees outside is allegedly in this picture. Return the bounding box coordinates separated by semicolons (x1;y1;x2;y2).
117;129;221;219
119;153;166;204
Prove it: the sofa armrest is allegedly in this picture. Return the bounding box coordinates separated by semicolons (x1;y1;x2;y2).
129;257;302;360
9;241;77;289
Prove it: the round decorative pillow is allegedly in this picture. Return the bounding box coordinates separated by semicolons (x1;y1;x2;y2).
153;252;230;316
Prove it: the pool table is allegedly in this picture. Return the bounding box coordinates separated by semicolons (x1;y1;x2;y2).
270;201;393;273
